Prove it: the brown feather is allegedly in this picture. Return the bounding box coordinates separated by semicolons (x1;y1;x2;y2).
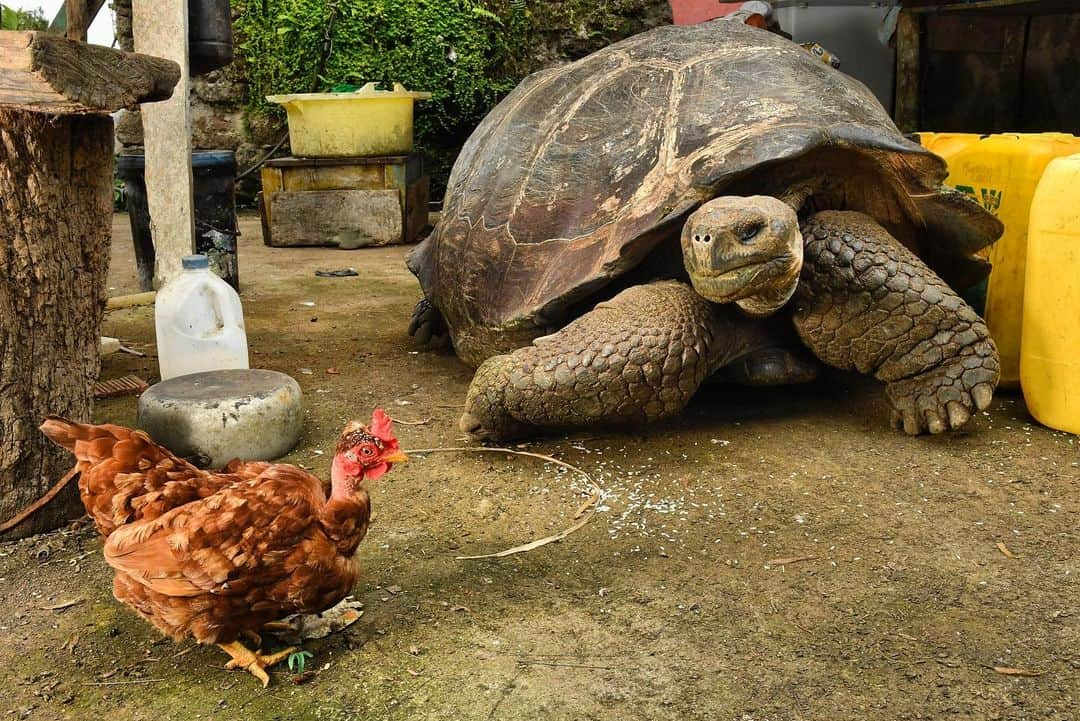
41;416;376;646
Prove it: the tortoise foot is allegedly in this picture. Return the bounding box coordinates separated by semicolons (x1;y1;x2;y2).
793;210;1000;435
887;350;998;435
408;298;449;348
460;281;730;441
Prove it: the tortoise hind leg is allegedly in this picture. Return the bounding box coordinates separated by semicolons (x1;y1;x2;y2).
710;316;821;386
459;281;763;441
793;210;999;434
717;346;821;387
408;297;449;348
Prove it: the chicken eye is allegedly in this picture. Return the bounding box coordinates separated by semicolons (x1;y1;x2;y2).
360;446;375;457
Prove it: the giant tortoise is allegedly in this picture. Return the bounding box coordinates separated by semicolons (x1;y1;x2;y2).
407;18;1002;441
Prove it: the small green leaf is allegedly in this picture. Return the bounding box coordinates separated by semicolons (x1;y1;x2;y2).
287;649;313;674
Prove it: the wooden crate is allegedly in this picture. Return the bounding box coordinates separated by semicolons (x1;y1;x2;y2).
260;154;429;247
895;0;1080;134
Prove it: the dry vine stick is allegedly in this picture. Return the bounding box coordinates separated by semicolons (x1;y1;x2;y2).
0;467;80;535
406;446;603;560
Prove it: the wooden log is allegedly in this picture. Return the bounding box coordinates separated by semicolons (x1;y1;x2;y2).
0;37;176;539
0;30;179;114
0;110;112;539
105;291;156;310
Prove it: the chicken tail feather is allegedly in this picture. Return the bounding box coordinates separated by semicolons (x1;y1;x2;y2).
39;415;90;453
39;415;134;464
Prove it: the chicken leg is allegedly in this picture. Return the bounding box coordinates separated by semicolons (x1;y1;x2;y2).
218;641;297;687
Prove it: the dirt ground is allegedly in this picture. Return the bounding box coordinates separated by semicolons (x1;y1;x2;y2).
0;213;1076;721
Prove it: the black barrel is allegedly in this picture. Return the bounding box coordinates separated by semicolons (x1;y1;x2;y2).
117;151;240;291
189;0;234;76
117;153;155;292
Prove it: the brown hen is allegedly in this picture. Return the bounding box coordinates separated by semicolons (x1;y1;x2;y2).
40;410;406;685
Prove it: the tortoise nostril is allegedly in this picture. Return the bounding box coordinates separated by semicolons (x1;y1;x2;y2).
703;234;712;243
693;234;701;242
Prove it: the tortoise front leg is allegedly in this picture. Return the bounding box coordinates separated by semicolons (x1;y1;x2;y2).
459;281;756;441
793;211;999;434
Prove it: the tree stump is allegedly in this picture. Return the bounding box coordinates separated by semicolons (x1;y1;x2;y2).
0;31;179;539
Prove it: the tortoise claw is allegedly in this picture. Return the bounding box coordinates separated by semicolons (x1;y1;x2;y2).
409;298;449;348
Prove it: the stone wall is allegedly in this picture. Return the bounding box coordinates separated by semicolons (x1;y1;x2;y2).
528;1;672;67
113;0;272;199
113;0;673;201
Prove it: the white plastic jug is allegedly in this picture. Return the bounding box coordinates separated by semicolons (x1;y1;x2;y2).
155;254;249;380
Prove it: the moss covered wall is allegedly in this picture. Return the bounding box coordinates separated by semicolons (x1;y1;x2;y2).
114;0;673;200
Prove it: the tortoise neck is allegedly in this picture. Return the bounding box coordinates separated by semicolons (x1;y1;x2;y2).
778;182;819;213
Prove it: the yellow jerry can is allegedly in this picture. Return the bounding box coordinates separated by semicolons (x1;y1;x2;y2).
1021;153;1080;435
919;133;1080;388
914;132;982;160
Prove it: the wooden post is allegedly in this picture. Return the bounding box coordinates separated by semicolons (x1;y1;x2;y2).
0;31;179;540
47;1;108;38
132;0;194;289
65;1;88;42
894;10;921;133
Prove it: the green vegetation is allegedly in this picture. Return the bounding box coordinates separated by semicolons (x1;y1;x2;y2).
234;1;654;195
287;649;314;674
0;4;47;30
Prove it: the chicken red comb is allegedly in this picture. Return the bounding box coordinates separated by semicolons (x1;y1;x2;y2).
370;408;394;442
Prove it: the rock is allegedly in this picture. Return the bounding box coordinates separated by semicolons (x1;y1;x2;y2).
137;369;302;468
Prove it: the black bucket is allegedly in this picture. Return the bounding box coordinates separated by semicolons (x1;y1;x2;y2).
117;151;240;291
189;0;234;76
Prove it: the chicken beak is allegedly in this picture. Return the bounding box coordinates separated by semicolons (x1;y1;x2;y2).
383;450;409;465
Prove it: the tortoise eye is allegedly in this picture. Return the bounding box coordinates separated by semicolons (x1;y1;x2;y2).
738;223;763;243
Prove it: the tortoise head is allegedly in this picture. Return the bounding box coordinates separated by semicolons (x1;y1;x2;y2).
680;196;803;317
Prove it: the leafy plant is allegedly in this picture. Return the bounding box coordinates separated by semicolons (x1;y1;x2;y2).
287;649;313;674
235;0;526;193
113;175;126;212
1;4;47;30
233;1;660;195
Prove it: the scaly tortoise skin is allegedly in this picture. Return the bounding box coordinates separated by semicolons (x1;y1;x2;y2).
407;18;1002;440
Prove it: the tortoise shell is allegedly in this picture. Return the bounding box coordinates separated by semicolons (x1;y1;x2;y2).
408;19;998;357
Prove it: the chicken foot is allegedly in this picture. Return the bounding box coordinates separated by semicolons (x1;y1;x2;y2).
218;640;297;687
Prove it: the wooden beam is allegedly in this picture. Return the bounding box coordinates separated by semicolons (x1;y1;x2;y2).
0;30;179;114
904;0;1075;14
132;0;194;287
894;11;921;133
65;0;87;42
48;0;108;36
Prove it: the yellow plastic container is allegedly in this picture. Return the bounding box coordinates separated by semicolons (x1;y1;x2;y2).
918;132;1080;387
1021;153;1080;434
267;83;431;158
915;132;982;160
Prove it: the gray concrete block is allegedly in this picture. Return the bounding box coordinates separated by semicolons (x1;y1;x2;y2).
138;369;303;468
